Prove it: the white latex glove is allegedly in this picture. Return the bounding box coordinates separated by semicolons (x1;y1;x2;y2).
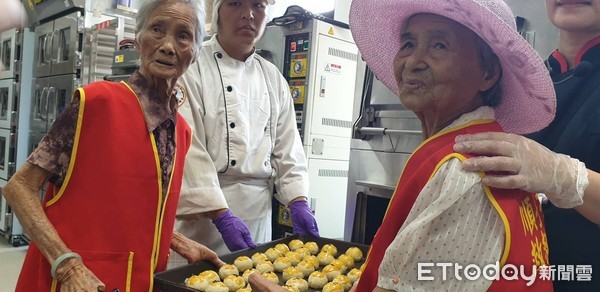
453;132;588;208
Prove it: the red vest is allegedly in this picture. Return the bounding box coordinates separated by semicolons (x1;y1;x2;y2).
357;120;552;291
16;81;191;292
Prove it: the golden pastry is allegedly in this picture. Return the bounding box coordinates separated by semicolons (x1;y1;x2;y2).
184;275;209;291
288;239;304;251
223;275;245;291
275;243;290;254
317;251;334;266
200;270;221;283
264;247;282;262
285;251;302;266
347;268;362;283
322;282;344;292
242;268;258;284
332;275;352;291
307;271;328;289
262;271;280;284
294;247;310;259
322;264;342;281
234;256;253;272
330;259;348;274
360;263;366;271
337;254;355;269
296;259;315;278
286;277;309;292
303;241;319;255
282;266;304;282
251;252;268;267
236;287;252;292
255;260;275;273
303;255;320;269
282;285;300;292
205;281;229;292
218;264;239;280
345;247;363;262
321;244;338;256
273;256;292;273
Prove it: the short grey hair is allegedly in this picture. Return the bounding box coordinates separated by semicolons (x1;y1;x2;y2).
476;37;503;107
136;0;205;58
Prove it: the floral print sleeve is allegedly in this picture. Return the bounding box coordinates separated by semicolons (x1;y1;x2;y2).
26;91;80;187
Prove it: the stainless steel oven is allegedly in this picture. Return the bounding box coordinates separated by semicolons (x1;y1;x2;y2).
0;29;21;80
0;185;6;233
0;79;18;130
30;75;76;133
34;11;83;78
0;128;16;181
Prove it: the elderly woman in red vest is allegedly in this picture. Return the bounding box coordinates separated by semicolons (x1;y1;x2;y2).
346;0;558;290
1;0;224;291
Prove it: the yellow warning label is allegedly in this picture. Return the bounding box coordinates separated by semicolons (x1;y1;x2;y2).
328;27;334;35
115;55;124;63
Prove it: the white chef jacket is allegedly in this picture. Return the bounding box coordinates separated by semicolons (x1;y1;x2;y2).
171;35;309;258
377;107;504;291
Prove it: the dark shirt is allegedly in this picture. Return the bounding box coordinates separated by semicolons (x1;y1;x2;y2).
27;71;178;196
529;36;600;292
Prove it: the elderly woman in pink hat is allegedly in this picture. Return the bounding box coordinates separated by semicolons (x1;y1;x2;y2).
346;0;557;291
247;0;556;291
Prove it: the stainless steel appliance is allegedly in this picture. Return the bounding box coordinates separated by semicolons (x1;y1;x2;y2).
1;0;136;246
0;28;22;241
30;10;83;135
256;14;360;239
345;58;422;243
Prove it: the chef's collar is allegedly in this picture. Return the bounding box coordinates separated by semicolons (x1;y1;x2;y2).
547;35;600;75
211;35;257;64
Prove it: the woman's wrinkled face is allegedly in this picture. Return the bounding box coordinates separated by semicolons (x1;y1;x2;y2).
545;0;600;32
136;2;197;83
393;14;494;117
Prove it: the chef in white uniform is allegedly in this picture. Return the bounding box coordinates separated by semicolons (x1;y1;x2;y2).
170;0;319;261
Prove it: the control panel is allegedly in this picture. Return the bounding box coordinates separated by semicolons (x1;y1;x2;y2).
284;33;310;142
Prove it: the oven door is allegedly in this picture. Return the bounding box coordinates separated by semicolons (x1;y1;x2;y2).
0;29;19;80
50;11;83;76
47;75;76;128
0;79;16;129
0;128;15;181
0;185;7;233
34;20;54;78
30;77;49;133
0;184;10;234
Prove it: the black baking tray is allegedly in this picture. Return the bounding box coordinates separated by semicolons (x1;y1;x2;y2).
154;234;370;291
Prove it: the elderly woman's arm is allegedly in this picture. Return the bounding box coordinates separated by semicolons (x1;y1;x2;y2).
453;132;600;225
170;231;224;267
3;162;105;290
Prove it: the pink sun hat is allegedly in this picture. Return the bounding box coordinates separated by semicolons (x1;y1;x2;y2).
349;0;556;134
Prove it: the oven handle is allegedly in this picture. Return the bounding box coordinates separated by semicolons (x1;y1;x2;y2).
47;86;56;124
46;30;57;64
356;127;422;136
40;32;49;65
39;86;48;121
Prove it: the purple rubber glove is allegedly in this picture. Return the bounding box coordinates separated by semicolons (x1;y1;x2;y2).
289;200;319;237
212;210;257;251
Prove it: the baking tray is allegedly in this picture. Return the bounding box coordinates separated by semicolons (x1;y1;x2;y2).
155;234;370;291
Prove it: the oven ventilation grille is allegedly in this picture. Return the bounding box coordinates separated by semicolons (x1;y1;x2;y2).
318;169;348;178
322;117;353;128
328;48;357;62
